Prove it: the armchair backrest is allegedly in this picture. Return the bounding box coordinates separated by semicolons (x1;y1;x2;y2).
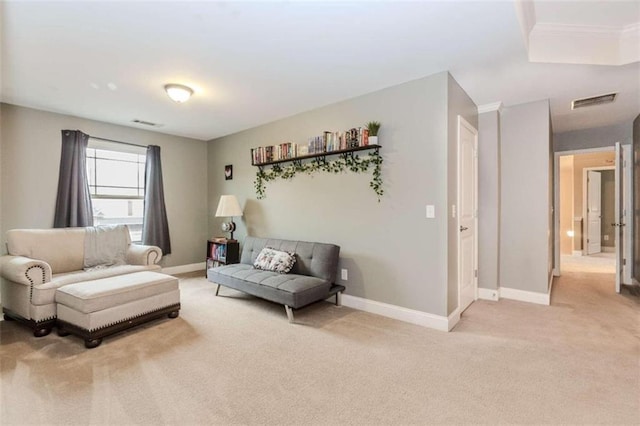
7;228;86;274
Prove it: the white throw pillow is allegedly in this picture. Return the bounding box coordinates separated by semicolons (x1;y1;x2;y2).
253;247;296;274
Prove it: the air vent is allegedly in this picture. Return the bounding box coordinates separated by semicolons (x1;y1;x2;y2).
571;93;617;110
132;119;162;127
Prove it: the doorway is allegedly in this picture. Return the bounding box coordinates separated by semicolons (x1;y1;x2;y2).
457;116;478;313
554;146;632;288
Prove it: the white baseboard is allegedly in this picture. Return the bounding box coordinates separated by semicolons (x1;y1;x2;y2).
572;250;583;256
500;286;550;305
162;262;206;275
341;294;452;332
447;308;460;331
478;287;499;301
602;246;615;253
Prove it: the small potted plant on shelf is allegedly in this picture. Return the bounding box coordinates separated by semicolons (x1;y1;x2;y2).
366;121;381;145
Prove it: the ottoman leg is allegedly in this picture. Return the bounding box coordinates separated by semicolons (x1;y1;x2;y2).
33;326;52;338
168;310;179;319
85;338;103;349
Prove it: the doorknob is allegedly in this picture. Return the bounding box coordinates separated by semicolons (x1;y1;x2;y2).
460;226;468;232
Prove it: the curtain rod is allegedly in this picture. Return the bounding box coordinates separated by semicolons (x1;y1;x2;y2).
90;135;147;149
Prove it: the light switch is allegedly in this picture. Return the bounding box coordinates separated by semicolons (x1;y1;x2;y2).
426;205;435;218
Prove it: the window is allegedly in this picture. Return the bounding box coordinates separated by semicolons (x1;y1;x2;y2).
86;139;146;242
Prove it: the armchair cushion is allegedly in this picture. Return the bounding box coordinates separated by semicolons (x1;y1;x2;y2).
83;225;130;270
7;228;84;274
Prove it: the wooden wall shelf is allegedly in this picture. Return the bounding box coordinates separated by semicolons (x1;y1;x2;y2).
251;144;381;169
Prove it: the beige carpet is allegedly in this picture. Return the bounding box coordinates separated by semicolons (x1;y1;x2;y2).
1;269;638;425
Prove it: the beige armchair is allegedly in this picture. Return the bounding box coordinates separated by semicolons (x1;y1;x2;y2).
0;227;162;337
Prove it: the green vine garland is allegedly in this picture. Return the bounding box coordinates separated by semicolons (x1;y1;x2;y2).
254;150;384;201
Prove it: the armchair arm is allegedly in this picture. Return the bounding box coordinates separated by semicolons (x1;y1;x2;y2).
0;255;52;286
126;244;163;265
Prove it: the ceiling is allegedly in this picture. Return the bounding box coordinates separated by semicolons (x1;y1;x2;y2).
1;1;638;141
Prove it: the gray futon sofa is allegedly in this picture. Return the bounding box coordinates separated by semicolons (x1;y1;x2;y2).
207;236;344;321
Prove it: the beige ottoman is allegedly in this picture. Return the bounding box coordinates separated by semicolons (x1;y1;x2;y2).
55;271;180;348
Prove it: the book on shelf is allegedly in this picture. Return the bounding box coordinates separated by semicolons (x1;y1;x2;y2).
210;243;227;260
207;258;221;269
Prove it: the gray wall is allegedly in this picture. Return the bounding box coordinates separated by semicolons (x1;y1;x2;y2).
500;99;551;294
446;74;478;314
0;104;208;268
554;121;632;152
208;72;472;317
478;110;500;290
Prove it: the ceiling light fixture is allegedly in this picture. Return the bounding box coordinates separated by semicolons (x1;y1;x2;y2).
164;84;194;103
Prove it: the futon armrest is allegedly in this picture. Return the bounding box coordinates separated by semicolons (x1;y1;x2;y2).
0;255;52;286
126;244;163;265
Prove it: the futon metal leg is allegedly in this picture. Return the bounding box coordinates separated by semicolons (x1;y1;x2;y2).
284;305;294;323
215;284;220;296
335;291;342;307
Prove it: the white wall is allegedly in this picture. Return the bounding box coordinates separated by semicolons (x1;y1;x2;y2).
500;99;551;294
0;104;208;268
478;110;500;290
208;72;471;317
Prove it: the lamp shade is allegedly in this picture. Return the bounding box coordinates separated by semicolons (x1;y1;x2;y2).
215;195;243;217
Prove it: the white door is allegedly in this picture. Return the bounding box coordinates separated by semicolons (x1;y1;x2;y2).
586;170;602;255
615;142;624;292
458;116;477;313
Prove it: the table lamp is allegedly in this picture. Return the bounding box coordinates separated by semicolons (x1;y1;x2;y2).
215;195;243;240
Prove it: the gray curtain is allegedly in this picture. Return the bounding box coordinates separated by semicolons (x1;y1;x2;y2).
53;130;94;228
142;145;171;254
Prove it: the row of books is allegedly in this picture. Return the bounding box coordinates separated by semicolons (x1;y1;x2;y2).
251;127;372;165
207;258;224;269
251;143;298;165
209;244;227;261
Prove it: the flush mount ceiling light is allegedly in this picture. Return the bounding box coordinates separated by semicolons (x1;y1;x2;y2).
164;84;193;103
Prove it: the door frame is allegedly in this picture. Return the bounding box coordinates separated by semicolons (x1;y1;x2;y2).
457;115;478;312
553;145;632;284
582;166;612;255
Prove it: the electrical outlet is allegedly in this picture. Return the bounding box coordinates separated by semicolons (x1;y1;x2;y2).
341;269;348;281
604;235;609;241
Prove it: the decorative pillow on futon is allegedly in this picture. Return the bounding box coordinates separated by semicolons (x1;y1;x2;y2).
253;247;296;274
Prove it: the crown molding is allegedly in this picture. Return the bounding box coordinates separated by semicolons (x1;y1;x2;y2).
516;1;639;66
478;102;503;114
